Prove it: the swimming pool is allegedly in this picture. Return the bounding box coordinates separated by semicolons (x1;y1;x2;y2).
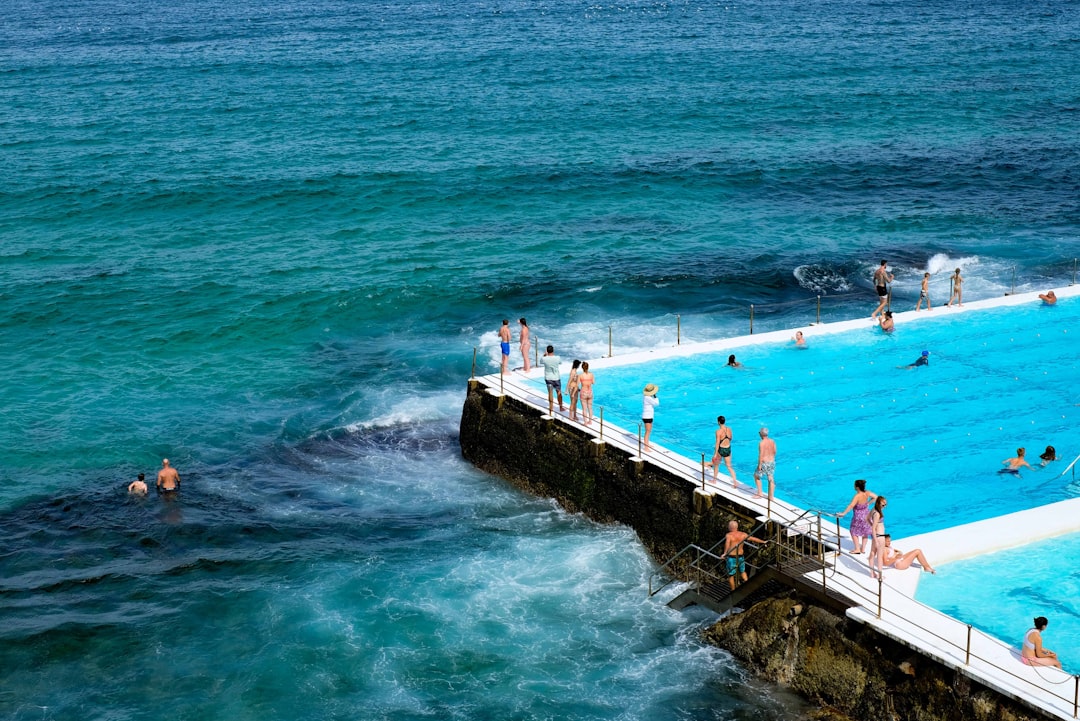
534;297;1080;536
914;531;1080;673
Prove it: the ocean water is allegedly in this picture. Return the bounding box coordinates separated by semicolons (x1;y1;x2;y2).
2;0;1079;717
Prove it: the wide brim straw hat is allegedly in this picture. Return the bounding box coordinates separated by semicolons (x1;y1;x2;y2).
643;383;659;396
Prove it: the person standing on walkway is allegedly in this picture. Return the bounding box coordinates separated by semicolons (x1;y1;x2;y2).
518;318;531;372
641;383;659;452
499;319;512;374
540;345;564;415
754;427;776;501
723;520;765;590
868;496;887;579
838;479;877;555
709;415;737;487
566;359;582;421
872;260;893;320
577;361;595;426
947;268;963;307
915;272;932;312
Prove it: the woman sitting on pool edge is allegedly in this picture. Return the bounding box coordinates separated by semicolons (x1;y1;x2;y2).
881;535;935;573
1021;617;1062;669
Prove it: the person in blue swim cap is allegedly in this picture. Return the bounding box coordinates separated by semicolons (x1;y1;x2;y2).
901;350;930;369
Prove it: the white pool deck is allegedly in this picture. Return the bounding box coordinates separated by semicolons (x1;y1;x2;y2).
474;286;1080;720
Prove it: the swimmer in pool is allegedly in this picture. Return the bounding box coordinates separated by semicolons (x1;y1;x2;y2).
878;310;894;332
726;354;744;369
900;350;929;369
1039;445;1058;466
1039;290;1057;305
792;331;806;347
999;447;1033;475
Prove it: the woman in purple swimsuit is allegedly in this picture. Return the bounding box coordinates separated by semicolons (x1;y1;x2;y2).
838;479;877;555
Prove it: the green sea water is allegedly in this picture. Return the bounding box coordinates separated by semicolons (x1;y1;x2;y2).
2;0;1079;717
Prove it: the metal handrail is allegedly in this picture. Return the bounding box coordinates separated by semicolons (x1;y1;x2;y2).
1057;449;1080;480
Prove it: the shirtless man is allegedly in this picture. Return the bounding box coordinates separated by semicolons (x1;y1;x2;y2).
915;272;931;312
999;447;1033;476
128;473;148;495
881;535;936;573
754;427;776;501
723;520;765;590
157;459;181;492
709;416;737;487
1039;290;1057;305
499;319;512;374
872;260;893;320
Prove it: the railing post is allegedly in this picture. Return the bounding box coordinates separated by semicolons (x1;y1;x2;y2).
599;407;604;440
1073;674;1078;718
637;423;642;458
816;295;821;325
471;346;477;379
534;337;539;368
749;304;754;335
1073;258;1078;286
877;574;883;619
500;368;504;395
677;314;681;345
965;625;972;664
701;453;706;489
608;325;612;358
818;514;826;592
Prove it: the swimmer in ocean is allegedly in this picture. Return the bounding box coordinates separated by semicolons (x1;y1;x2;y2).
999;447;1033;476
157;458;181;492
128;473;148;495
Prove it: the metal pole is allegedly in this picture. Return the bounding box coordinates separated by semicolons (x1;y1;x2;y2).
608;325;612;358
677;314;681;345
749;305;754;335
637;423;642;458
877;574;883;618
819;514;826;591
500;368;504;395
599;407;604;440
471;347;477;379
1073;258;1077;286
965;625;972;665
816;295;821;325
534;337;539;368
1010;266;1016;295
1073;675;1078;718
701;453;706;489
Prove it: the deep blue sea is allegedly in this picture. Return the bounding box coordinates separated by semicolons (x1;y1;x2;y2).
2;0;1079;718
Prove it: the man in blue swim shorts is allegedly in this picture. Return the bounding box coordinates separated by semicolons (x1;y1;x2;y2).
499;319;512;374
723;520;765;590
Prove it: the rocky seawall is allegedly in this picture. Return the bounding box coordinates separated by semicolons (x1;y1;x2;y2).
459;381;1056;721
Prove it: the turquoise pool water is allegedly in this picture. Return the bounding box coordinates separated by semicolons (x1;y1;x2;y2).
535;298;1079;536
915;531;1080;672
